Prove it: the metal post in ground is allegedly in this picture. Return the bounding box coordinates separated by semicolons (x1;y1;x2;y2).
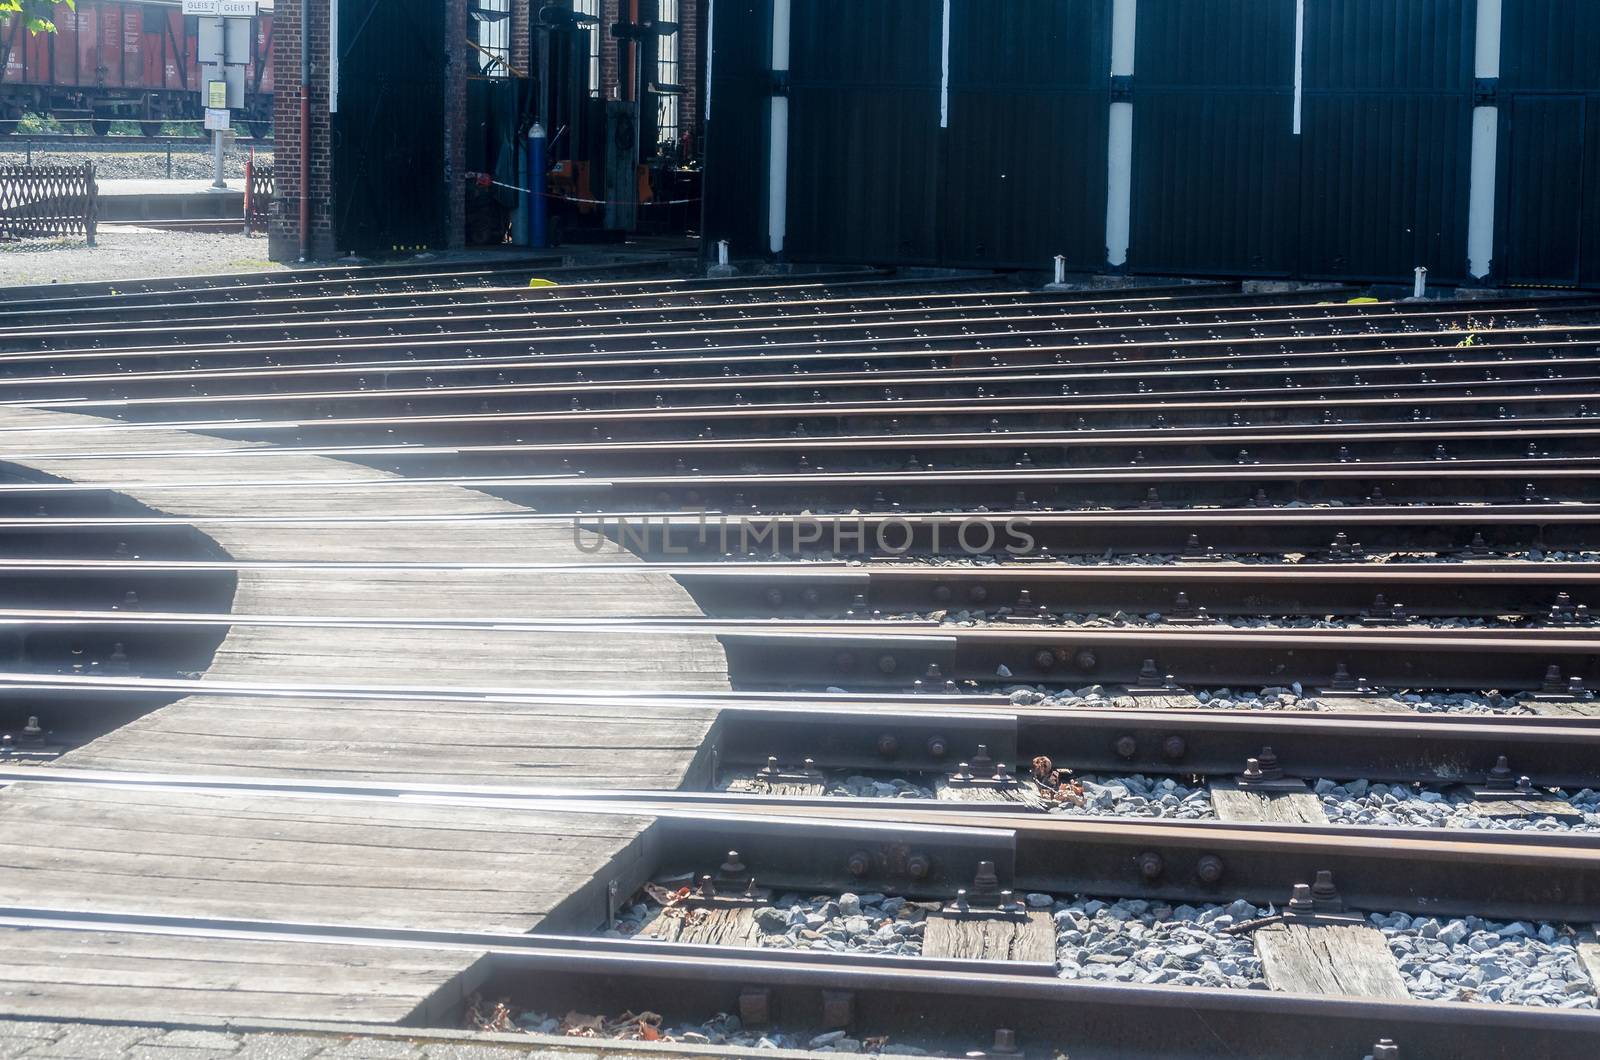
242;151;253;235
210;129;227;190
528;122;548;248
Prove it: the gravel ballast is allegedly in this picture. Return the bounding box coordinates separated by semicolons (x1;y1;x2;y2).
1378;913;1598;1008
1317;780;1600;831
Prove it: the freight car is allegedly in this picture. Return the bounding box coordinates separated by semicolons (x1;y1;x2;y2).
0;0;272;137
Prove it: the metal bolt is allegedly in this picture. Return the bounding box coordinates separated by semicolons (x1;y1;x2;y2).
990;1029;1019;1056
906;853;932;880
20;716;44;746
1162;735;1187;761
1196;854;1224;884
1114;735;1137;759
1371;1039;1400;1060
876;734;899;759
846;850;872;878
1137;851;1164;880
720;851;746;877
927;735;949;758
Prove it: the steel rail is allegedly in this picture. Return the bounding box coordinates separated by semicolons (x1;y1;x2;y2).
0;257;587;310
4;765;1598;844
0;272;1017;330
0;277;1318;341
1;460;1596;510
1;907;1593;1058
0;284;1386;348
7;323;1596;400
0;770;1596;923
15;351;1596;417
3;388;1596;442
9;423;1594;474
0;545;1596;622
0;608;1594;691
4;312;1599;392
6;291;1596;367
11;675;1600;783
4;606;1595;641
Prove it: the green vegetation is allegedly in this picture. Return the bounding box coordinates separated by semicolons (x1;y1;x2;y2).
2;0;76;35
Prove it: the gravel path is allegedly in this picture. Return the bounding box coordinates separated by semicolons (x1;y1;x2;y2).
0;227;280;285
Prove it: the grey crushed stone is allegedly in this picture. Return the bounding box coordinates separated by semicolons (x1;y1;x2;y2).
315;1042;421;1060
1376;912;1597;1008
146;1032;240;1051
825;774;936;799
1054;896;1265;988
1317;780;1600;832
1047;773;1214;819
0;145;269;182
0;229;280;286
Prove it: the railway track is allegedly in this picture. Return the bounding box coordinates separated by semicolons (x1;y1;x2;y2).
1;264;1598;1057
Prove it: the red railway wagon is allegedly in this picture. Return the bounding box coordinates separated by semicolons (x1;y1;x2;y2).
0;0;273;136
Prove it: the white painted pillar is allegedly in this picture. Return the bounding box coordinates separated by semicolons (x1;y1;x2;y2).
939;0;952;128
1467;0;1503;280
767;0;791;256
704;0;715;121
1104;0;1137;267
1291;0;1304;134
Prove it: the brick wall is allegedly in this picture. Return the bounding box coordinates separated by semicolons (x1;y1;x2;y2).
267;0;336;261
600;0;621;101
679;0;699;152
511;1;530;76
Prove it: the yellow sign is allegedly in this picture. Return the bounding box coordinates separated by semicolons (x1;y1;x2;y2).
207;80;227;109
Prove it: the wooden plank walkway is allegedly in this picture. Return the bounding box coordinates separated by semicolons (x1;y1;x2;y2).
0;403;729;1024
0;926;488;1026
0;403;729;786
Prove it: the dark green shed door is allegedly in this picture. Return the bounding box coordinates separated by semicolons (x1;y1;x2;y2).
332;0;448;255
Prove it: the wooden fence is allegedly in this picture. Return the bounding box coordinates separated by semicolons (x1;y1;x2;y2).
0;163;97;244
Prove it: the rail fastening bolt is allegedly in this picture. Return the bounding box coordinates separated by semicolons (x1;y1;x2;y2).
1113;735;1137;759
1197;854;1225;884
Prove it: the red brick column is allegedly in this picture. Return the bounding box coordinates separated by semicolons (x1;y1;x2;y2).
268;0;335;261
678;0;699;153
512;0;531;76
600;0;622;100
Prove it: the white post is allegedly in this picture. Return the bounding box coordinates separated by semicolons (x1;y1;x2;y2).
1053;255;1066;285
718;239;730;267
210;129;226;190
1104;0;1137;268
1467;0;1503;281
767;0;791;256
1413;266;1428;299
939;0;951;128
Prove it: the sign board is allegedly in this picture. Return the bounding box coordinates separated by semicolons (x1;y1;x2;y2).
199;62;246;108
204;108;231;132
207;80;227;110
198;16;251;67
183;0;257;14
